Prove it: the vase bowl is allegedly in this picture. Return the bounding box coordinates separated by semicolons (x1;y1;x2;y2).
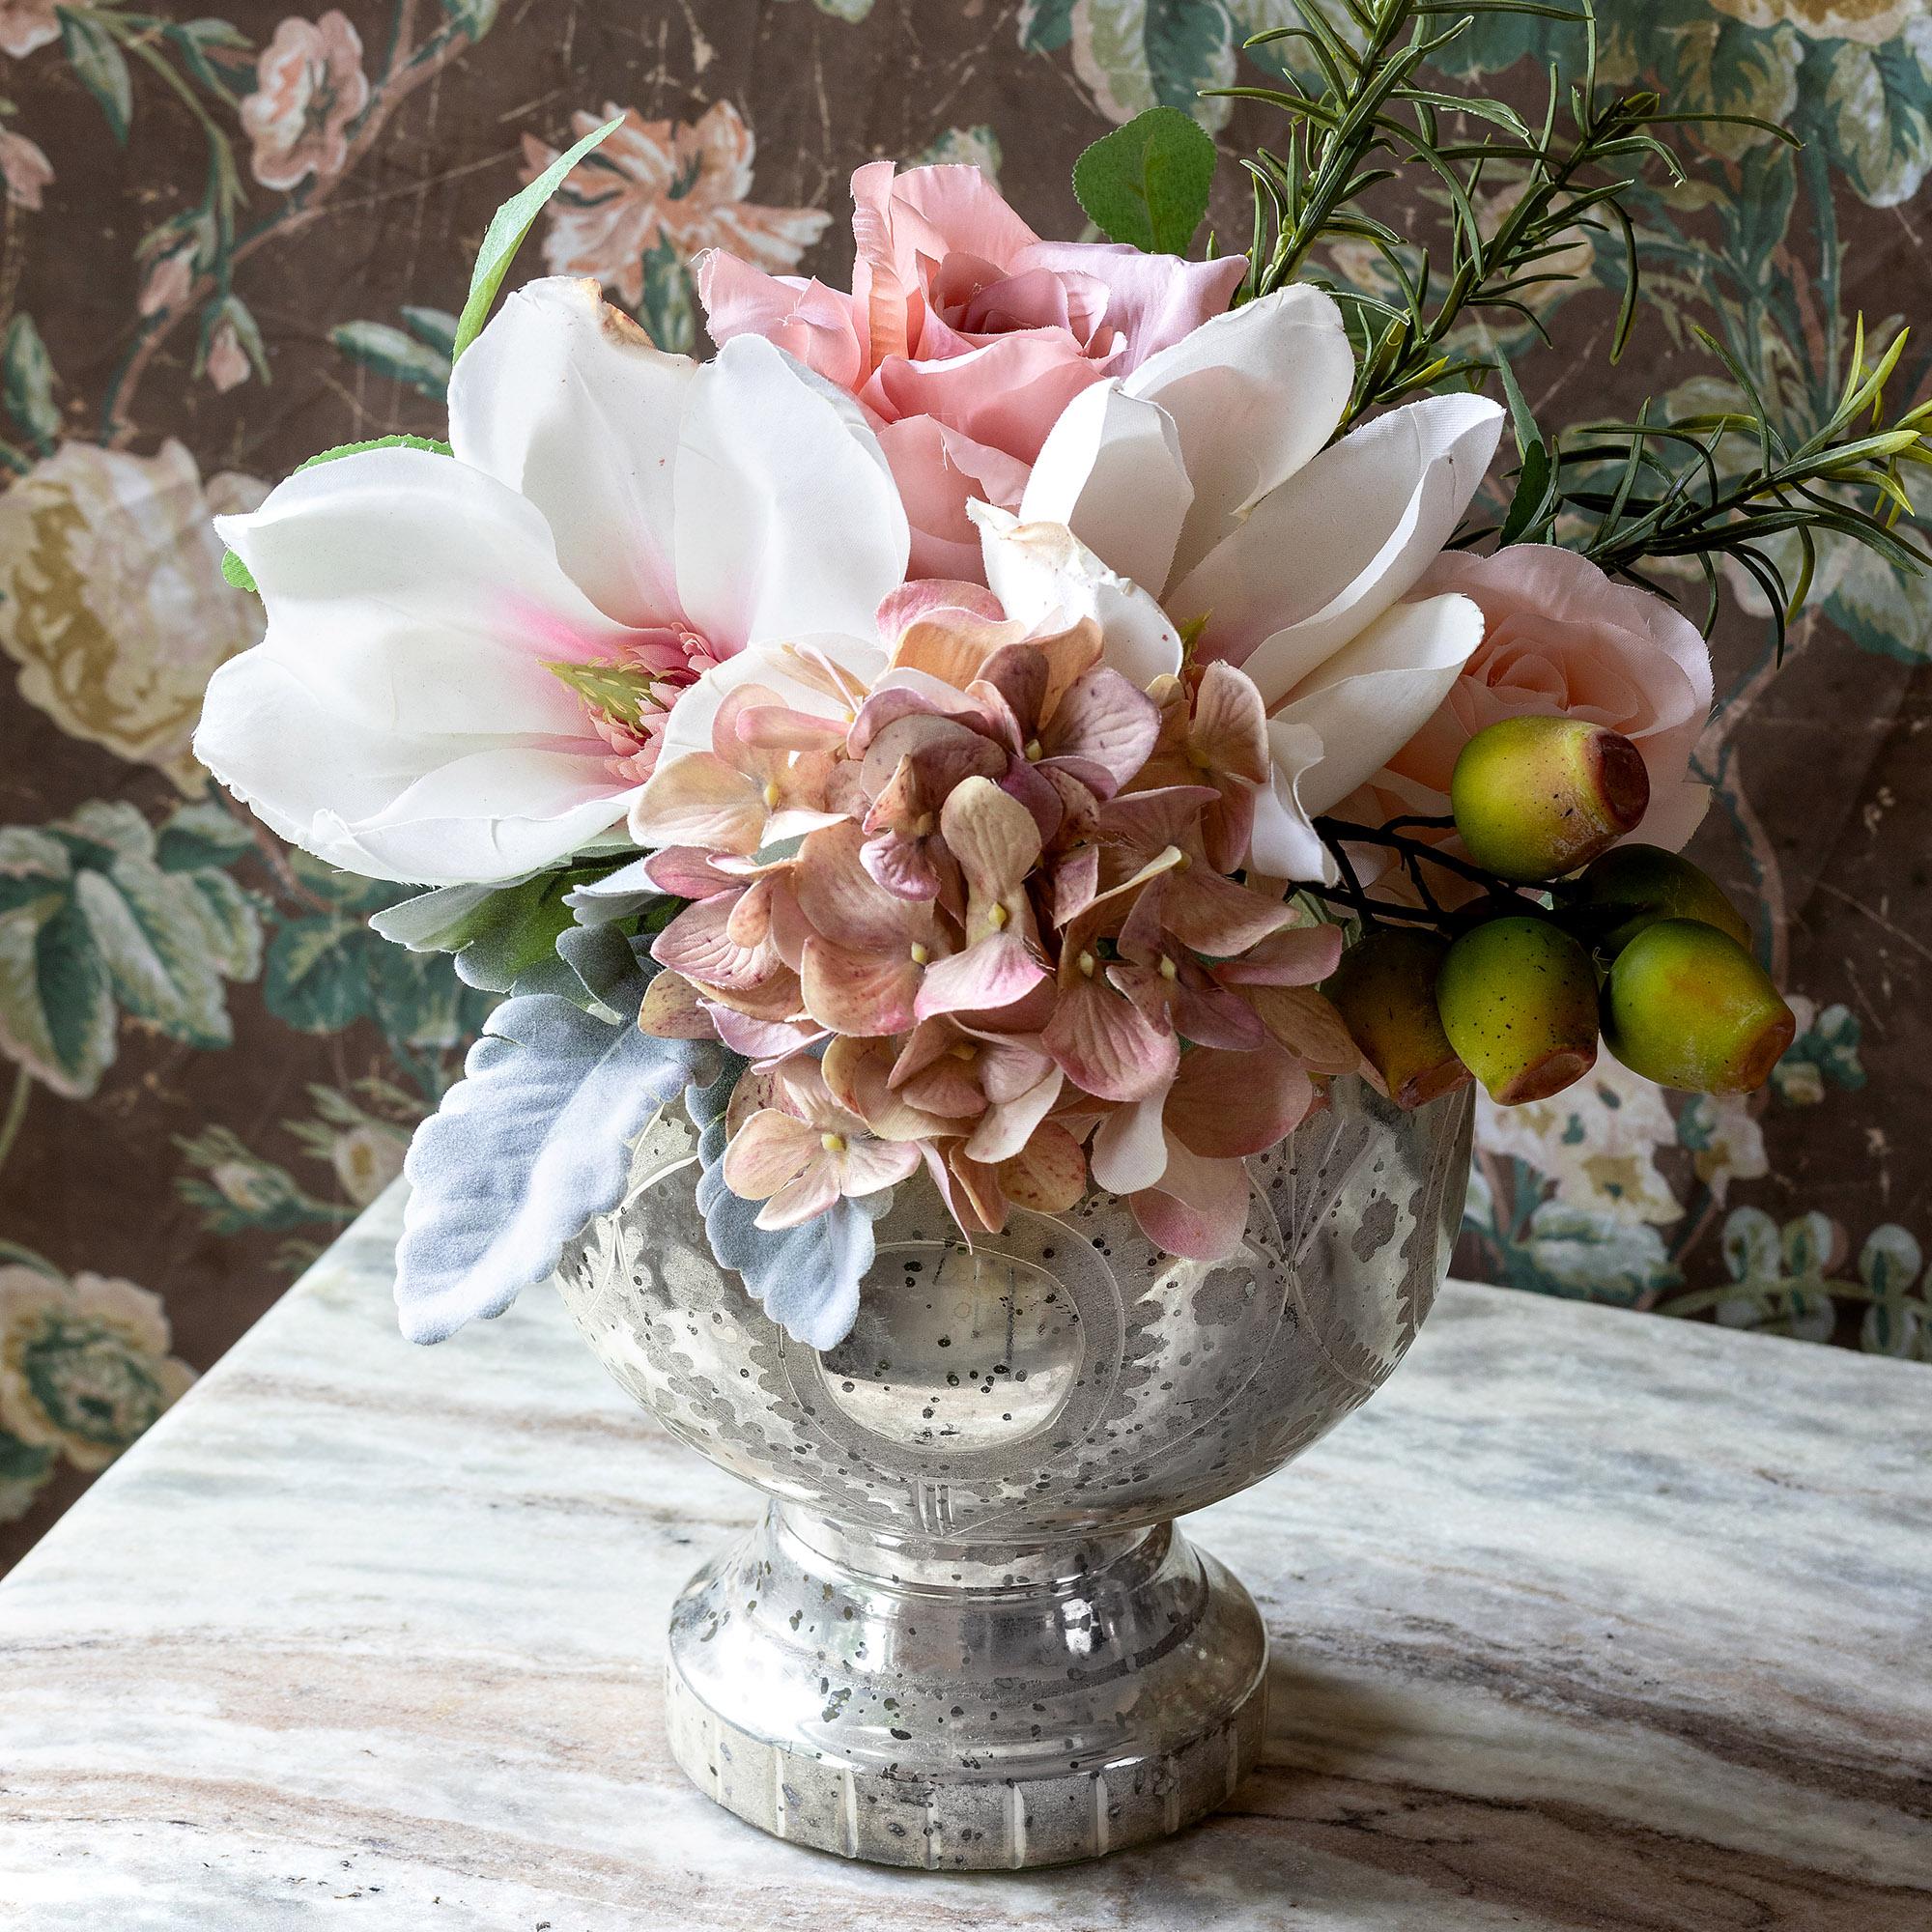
556;1077;1471;1867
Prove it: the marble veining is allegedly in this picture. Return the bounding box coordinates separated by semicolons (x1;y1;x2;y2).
0;1184;1928;1929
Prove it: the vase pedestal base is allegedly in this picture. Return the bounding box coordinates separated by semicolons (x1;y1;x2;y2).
664;1502;1268;1869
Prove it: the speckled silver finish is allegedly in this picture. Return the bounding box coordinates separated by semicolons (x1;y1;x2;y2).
555;1077;1472;1869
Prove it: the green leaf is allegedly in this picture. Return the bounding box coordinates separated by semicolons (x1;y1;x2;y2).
0;804;263;1098
440;0;500;33
2;316;59;453
639;237;697;355
1018;0;1074;53
220;550;257;594
297;434;452;470
400;305;460;356
58;8;133;144
371;872;582;994
328;321;452;400
452;112;624;360
0;1432;56;1520
1073;104;1217;256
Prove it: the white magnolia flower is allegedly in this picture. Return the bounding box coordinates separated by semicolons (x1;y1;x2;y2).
195;276;909;884
993;284;1504;878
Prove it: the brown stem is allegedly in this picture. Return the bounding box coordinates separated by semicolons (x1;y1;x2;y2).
104;22;473;446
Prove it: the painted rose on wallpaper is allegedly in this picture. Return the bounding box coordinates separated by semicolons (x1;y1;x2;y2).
0;440;268;794
525;100;830;311
241;11;371;192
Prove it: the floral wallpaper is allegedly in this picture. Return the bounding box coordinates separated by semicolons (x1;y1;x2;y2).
0;0;1926;1569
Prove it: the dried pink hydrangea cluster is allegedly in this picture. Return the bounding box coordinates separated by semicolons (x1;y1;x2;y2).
631;592;1360;1261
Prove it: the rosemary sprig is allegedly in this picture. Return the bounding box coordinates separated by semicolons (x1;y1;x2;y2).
1217;0;1791;426
1481;317;1932;653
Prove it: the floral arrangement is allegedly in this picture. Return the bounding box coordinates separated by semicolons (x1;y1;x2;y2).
193;0;1931;1352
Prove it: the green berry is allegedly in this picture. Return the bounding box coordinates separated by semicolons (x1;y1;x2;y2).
1602;919;1795;1094
1451;716;1651;884
1570;843;1750;955
1435;915;1600;1104
1326;928;1470;1110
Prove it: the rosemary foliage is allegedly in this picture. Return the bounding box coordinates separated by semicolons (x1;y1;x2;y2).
1219;0;1789;427
1481;318;1932;652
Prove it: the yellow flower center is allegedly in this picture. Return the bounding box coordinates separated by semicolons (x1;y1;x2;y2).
909;942;930;965
1159;955;1179;981
1024;737;1043;762
987;903;1009;930
1078;950;1095;977
762;779;781;809
820;1132;847;1153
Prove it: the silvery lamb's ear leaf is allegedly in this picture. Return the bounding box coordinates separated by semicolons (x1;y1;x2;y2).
394;966;717;1344
683;1057;888;1351
564;853;669;928
374;869;645;1002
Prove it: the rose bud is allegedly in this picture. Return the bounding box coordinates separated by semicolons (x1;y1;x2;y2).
1326;928;1470;1110
1450;715;1651;884
1602;919;1796;1094
1569;843;1751;956
1435;915;1600;1104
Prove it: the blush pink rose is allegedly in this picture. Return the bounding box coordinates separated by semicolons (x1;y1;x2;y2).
696;161;1246;578
1363;543;1715;853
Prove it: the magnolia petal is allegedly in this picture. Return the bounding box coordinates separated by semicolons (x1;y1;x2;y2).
1018;380;1192;597
211;450;635;738
995;1120;1087;1213
1165;1043;1313;1159
1176;393;1503;698
673;334;907;652
450;276;694;629
1247;718;1332;884
194;650;636;885
1041;974;1178;1103
1124;284;1355;588
1269;593;1487;817
1130;1146;1251;1262
1090;1092;1171;1194
973;503;1182;692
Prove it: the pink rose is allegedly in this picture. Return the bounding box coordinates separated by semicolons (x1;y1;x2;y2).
241;12;370;193
697;162;1245;578
1368;543;1714;852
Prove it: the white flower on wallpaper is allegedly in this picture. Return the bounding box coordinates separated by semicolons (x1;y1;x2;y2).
0;440;267;794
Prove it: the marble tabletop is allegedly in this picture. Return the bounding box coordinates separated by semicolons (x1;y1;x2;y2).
1;1185;1928;1931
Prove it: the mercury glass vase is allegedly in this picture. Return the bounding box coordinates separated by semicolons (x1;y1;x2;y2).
554;1076;1472;1870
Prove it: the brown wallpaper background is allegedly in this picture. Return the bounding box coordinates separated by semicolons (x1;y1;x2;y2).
2;0;1928;1571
